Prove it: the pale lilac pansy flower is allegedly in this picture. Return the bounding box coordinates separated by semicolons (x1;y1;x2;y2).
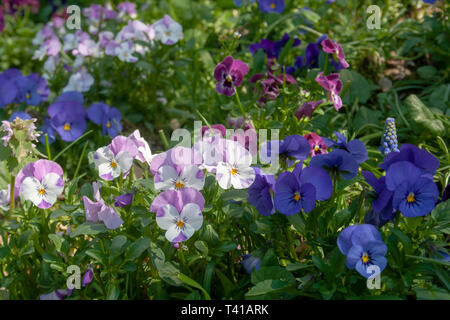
63;68;94;93
82;181;123;230
93;136;138;181
16;160;64;209
216;140;256;189
150;147;204;191
117;2;137;19
153;15;183;45
115;42;137;63
150;188;205;243
128;129;153;165
40;289;73;300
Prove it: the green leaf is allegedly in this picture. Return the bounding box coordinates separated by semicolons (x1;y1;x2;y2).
48;234;65;252
340;69;373;104
178;273;211;300
111;235;128;257
245;279;291;298
106;283;120;300
251;266;295;286
70;222;108;238
414;286;450;300
404;94;445;136
194;240;208;255
17;229;34;248
219;189;248;202
125;237;150;261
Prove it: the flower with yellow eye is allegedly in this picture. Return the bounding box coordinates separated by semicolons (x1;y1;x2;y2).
88;102;122;138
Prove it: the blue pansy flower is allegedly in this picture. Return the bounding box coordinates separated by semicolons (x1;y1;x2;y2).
9;111;32;122
250;33;300;60
337;224;388;278
0;69;20;108
234;0;256;6
40;117;56;145
274;163;332;215
260;135;311;166
13;75;42;106
241;254;262;274
257;0;285;14
309;149;359;180
247;168;276;216
386;161;439;217
322;131;368;164
48;95;87;142
87;102;122;138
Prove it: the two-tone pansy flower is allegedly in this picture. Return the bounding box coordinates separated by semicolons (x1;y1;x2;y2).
150;188;205;243
15;160;64;209
214;56;249;97
315;72;343;111
152;15;183;45
321;38;349;69
93;136;138;181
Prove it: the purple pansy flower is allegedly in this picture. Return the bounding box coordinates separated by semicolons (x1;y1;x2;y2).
260;135;311;166
315;72;343;111
214;56;249;97
150;188;205;243
274;163;332;215
93;136;138;181
40;289;73;300
48;98;87;142
82;268;94;287
309;149;359;180
337;224;387;278
16;160;64;209
117;2;137;18
114;193;134;207
39;117;56;145
257;0;285;14
295;100;324;121
0;69;21;108
13;74;42;106
247;168;276;216
321;38;349;69
87;102;122;138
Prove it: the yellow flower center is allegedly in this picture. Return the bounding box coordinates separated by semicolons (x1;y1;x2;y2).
106;121;111;128
407;192;415;203
361;253;370;263
314;145;320;152
176;220;185;228
166;31;171;37
175;181;184;189
226;75;233;83
111;160;118;168
294;192;301;201
38;187;46;195
26;93;31;99
63;123;71;131
270;3;276;9
230;168;238;175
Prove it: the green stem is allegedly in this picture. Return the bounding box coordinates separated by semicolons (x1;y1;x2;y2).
234;88;247;120
9;176;15;216
158;129;170;150
323;53;329;75
73;141;89;180
44;134;52;160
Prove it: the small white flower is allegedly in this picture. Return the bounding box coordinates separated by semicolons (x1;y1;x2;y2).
115;42;137;63
32;45;48;61
215;140;255;189
63;69;94;92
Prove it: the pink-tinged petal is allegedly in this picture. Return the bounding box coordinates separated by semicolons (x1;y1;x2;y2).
150;189;183;214
214;63;228;82
110;136;138;158
82;196;103;222
31;159;64;183
231;59;249;77
14;162;35;198
315;72;331;91
335;79;343;93
321;39;336;54
231;70;244;87
222;56;234;70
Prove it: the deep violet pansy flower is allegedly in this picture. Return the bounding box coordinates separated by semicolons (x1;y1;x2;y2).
321;38;349;69
114;193;133;207
309;149;359;180
16;160;64;209
295;100;324;121
0;69;20;108
214;56;249;97
87;102;122;138
304;132;328;157
93;136;138;181
274;163;332;215
82;269;94;287
13;74;41;106
247;167;276;216
150;188;205;243
48;99;87;142
260;135;311;166
322;131;368;164
257;0;285;14
386;161;439;217
315;72;343;111
337;224;387;278
249;33;300;59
